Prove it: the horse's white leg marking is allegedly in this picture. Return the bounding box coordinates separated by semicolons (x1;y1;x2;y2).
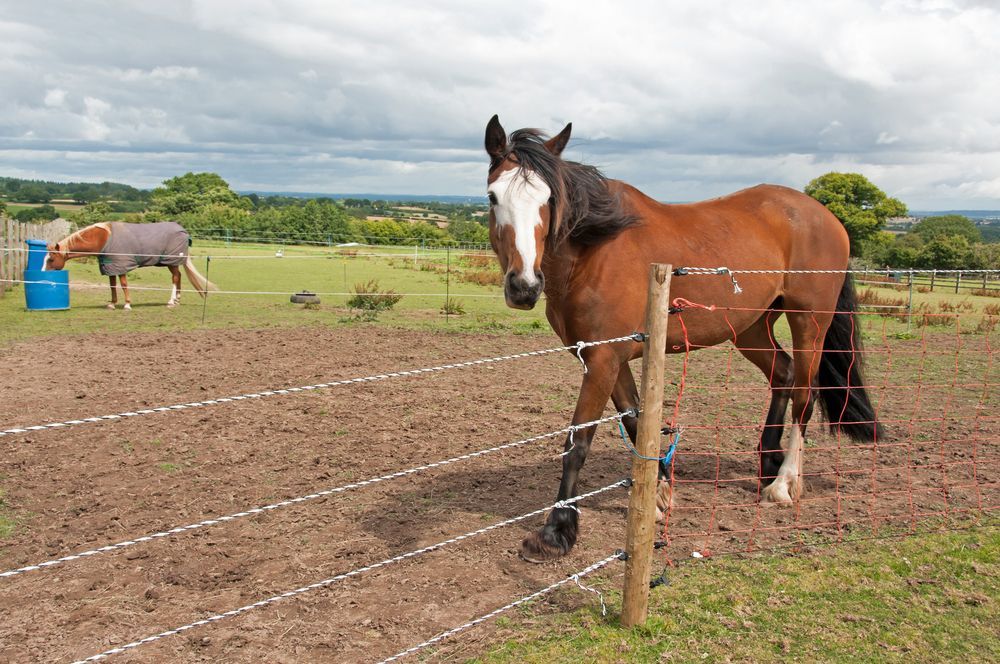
167;283;178;307
761;426;804;505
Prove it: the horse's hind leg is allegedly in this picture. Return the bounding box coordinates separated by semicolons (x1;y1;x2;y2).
107;276;118;310
760;309;834;505
119;274;132;311
734;311;794;489
167;266;181;307
520;345;620;563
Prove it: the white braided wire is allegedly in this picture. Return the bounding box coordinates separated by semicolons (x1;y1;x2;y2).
377;551;623;663
0;336;638;439
677;266;999;275
5;247;497;260
1;277;507;298
69;480;628;663
0;412;628;580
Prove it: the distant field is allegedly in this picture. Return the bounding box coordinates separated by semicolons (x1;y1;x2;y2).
0;240;549;345
5;202;85;213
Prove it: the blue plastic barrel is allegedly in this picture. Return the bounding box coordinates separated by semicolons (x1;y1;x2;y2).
24;238;70;311
24;270;70;310
26;238;49;271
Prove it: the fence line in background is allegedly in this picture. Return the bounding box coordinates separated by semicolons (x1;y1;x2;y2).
0;217;70;298
1;277;507;299
1;246;496;260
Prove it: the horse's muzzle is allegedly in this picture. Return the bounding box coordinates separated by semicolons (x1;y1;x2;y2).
505;271;544;310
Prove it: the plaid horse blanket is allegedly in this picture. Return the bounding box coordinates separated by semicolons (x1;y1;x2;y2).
98;222;190;276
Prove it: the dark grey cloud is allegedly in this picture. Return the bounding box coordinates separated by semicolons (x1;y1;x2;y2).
1;0;998;208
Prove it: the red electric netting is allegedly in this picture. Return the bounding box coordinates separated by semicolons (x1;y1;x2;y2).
655;299;998;562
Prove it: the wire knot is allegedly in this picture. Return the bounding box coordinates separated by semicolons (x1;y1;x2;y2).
574;341;588;374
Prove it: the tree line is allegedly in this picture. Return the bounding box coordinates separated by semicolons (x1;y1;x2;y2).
2;171;998;268
1;173;491;247
805;172;1000;270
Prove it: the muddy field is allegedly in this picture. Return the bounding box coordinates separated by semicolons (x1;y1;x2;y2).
0;324;996;662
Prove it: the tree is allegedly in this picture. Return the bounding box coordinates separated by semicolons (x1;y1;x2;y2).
917;235;972;269
149;172;250;217
447;218;490;245
18;184;52;204
911;214;981;244
73;202;113;226
804;172;907;253
14;204;58;222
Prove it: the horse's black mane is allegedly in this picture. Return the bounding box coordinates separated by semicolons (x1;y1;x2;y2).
502;129;639;247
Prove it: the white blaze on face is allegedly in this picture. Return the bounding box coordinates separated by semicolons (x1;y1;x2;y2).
488;168;550;285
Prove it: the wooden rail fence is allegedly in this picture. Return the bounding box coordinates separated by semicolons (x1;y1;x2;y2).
0;217;72;298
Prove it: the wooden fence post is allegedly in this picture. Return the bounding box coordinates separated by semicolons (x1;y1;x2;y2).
955;271;962;294
622;263;672;628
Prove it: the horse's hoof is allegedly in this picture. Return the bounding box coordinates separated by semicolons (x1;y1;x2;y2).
123;304;132;311
106;304;116;310
760;481;794;506
518;533;567;564
167;302;177;308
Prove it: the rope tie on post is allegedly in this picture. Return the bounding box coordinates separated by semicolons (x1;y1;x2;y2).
617;414;682;467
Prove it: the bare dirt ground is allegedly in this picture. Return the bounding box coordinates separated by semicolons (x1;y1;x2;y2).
0;324;996;663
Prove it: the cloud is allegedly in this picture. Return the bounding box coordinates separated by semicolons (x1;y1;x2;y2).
0;1;998;209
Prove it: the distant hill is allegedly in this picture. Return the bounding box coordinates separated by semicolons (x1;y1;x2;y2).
240;191;485;205
911;210;1000;220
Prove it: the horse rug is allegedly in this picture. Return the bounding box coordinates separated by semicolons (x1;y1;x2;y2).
98;222;190;276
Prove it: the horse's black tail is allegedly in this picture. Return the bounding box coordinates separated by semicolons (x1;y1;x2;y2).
817;275;883;442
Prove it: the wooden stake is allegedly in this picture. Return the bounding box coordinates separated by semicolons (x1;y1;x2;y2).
622;263;672;627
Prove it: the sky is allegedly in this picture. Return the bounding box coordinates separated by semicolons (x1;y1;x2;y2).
1;0;998;210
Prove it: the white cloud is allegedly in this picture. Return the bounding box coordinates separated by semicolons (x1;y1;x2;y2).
43;88;67;107
0;0;998;209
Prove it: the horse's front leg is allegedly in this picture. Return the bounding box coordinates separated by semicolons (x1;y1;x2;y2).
167;266;181;307
119;274;132;311
520;347;620;563
107;276;118;310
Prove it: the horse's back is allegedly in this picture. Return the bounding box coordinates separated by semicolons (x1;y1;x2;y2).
619;182;849;270
558;182;851;349
101;221;190;275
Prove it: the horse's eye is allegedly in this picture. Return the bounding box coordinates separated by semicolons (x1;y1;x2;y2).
487;192;498;206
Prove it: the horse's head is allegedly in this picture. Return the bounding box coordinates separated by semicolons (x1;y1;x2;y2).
44;242;68;270
484;115;571;310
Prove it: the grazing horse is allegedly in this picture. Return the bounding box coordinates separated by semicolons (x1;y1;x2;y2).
44;221;214;309
483;116;881;562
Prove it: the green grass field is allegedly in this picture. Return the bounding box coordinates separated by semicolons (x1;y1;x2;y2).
473;521;998;663
0;240;549;345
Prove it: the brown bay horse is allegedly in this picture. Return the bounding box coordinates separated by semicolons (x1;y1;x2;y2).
44;221;215;309
483;115;880;562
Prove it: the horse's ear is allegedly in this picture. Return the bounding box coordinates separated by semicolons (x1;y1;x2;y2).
485;114;506;160
545;122;572;156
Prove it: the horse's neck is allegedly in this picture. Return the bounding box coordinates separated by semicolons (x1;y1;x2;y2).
66;223;111;255
541;242;581;305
